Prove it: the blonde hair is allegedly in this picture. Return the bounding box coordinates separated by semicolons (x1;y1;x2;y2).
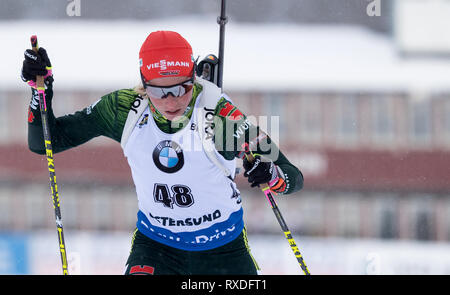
133;83;147;98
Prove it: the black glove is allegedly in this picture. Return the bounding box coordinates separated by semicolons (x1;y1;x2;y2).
21;47;53;87
243;155;278;188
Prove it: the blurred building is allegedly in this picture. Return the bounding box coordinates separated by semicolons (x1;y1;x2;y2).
0;0;392;32
1;0;450;250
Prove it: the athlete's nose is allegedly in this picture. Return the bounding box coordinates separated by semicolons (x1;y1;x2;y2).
165;93;178;102
164;94;180;108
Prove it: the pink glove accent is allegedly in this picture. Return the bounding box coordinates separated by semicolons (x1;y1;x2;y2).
27;80;37;88
27;69;52;89
44;69;52;79
268;176;280;187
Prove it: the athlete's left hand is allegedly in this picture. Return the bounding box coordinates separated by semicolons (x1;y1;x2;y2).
21;47;53;88
243;155;278;186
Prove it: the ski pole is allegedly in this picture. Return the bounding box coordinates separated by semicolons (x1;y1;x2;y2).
31;35;69;275
216;0;228;91
245;152;311;275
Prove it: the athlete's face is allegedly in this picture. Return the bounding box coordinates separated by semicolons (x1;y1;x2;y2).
147;76;194;121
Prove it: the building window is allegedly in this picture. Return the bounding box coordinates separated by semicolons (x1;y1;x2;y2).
409;98;431;146
416;211;433;240
371;195;399;239
413;196;435;241
337;193;361;237
442;99;450;144
299;94;322;144
380;209;398;239
0;91;7;143
336;94;359;145
371;95;395;145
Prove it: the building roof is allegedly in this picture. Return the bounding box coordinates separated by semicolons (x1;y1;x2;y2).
2;17;450;92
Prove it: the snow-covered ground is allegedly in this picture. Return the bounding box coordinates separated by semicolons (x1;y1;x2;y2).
2;230;448;275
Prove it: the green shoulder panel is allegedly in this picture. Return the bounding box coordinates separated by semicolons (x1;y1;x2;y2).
91;89;140;142
213;96;251;161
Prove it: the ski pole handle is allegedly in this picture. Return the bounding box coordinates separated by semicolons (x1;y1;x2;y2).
30;35;45;89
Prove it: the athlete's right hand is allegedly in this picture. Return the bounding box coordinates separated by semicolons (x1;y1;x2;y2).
21;47;53;88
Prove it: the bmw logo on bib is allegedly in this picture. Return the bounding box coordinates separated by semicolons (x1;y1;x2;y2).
152;140;184;173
